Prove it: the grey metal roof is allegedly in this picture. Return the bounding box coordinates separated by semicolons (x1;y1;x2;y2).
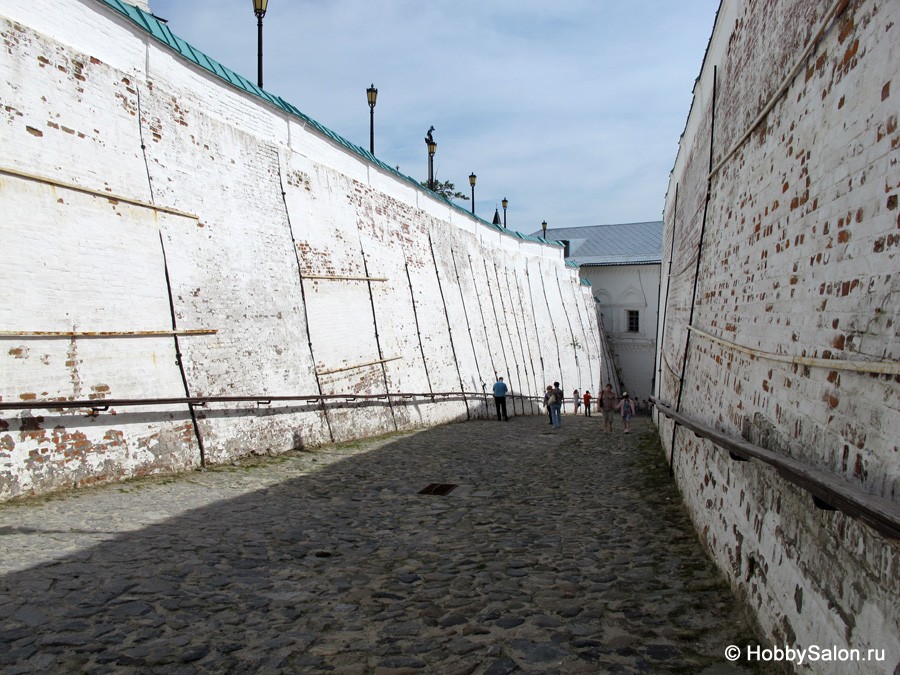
531;221;664;265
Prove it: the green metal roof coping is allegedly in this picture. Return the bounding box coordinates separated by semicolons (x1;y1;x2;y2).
580;278;592;287
95;0;559;250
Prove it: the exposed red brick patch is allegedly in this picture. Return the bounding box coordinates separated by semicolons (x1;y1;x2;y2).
840;279;859;296
838;16;854;44
841;39;859;68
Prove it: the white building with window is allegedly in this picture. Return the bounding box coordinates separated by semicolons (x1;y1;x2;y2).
535;222;663;404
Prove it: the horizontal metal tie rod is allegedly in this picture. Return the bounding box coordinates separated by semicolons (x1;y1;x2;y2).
688;325;900;375
0;392;546;412
316;356;403;376
653;398;900;541
0;165;198;220
0;330;216;339
302;275;388;282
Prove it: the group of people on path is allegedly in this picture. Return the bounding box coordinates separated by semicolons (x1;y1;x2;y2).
569;384;636;433
492;377;638;433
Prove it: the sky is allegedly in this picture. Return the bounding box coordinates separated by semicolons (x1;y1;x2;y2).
145;0;720;234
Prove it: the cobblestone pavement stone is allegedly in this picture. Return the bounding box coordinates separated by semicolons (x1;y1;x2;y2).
0;415;766;674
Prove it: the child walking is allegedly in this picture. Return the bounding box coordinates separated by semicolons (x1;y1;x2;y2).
583;390;592;416
615;392;637;433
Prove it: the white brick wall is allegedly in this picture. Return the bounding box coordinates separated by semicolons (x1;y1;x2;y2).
657;0;900;666
0;2;601;499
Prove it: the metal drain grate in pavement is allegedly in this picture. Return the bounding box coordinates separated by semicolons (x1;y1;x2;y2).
418;483;458;496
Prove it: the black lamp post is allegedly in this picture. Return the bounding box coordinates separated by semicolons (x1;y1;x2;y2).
542;220;548;238
366;84;377;155
253;0;268;89
469;173;477;214
426;127;436;190
501;197;508;228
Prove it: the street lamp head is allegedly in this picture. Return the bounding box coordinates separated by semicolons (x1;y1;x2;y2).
542;220;548;235
427;140;437;155
501;198;508;209
252;0;268;19
469;173;477;187
367;84;378;108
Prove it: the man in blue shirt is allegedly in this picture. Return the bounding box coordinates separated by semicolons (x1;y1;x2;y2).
493;377;509;421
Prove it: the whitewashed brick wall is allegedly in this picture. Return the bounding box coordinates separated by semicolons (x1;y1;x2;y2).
657;0;900;667
0;1;600;499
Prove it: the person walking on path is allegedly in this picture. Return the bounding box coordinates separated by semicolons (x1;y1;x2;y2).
616;391;637;433
572;390;581;415
493;377;509;421
548;382;564;428
583;390;592;416
601;383;618;432
543;385;553;425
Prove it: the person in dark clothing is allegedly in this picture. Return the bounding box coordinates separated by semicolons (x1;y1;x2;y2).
548;382;564;428
493;377;509;421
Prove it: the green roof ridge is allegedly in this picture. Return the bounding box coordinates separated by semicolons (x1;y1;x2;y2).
96;0;558;248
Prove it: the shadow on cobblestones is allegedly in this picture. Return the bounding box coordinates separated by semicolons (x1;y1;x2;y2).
0;415;768;674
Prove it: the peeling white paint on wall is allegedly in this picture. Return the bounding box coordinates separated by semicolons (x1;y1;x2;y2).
656;0;900;667
0;1;601;500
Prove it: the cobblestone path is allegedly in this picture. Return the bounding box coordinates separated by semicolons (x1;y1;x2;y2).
0;415;765;674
